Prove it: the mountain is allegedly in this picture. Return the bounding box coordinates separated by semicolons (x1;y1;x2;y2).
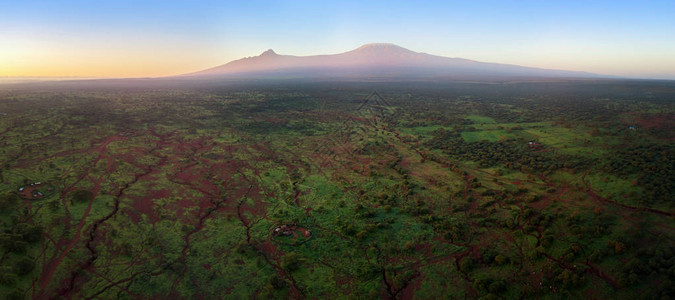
186;43;604;79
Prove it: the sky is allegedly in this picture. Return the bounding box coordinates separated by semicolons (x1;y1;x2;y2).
1;0;674;79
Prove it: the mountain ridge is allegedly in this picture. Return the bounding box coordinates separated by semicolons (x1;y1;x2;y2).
186;43;605;79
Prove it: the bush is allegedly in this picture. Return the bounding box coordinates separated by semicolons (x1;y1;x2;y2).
5;289;24;300
494;254;508;265
14;257;35;276
281;252;302;272
70;190;93;204
488;280;506;293
459;257;474;272
270;275;286;289
15;223;42;243
0;267;16;285
0;193;18;210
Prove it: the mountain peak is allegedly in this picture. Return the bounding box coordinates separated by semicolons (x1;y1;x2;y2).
355;43;410;52
348;43;420;59
260;49;277;57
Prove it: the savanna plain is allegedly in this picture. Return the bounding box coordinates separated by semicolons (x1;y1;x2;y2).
0;80;673;299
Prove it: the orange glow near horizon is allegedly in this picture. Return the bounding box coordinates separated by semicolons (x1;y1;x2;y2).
0;38;223;78
1;52;216;78
1;58;205;78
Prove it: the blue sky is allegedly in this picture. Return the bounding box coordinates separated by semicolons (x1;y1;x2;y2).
1;0;674;78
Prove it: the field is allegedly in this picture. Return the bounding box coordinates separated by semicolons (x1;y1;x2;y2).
0;79;673;299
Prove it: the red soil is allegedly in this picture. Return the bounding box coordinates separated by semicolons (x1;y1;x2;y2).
129;195;160;224
400;273;424;300
297;227;311;238
632;113;673;129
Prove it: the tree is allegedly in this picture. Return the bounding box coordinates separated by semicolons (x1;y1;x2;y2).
71;189;93;205
0;267;16;285
281;252;302;272
14;257;35;276
494;254;508;265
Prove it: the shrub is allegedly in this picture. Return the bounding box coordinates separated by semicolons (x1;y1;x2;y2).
71;190;93;204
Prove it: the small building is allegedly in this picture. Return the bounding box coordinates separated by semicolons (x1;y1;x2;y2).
528;141;544;150
273;224;295;236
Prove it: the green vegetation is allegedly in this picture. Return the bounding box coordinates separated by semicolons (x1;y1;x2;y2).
0;80;673;299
